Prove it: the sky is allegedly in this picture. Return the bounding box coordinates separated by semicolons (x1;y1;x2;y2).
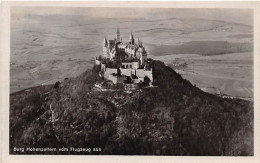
12;7;253;25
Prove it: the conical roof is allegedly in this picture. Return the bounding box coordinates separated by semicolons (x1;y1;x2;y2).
117;26;120;34
130;32;134;40
104;37;108;46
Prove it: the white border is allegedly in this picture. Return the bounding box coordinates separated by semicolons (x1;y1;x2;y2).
1;1;260;163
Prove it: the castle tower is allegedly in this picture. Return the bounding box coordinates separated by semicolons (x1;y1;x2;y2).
129;32;135;45
116;26;120;42
103;36;108;58
103;36;108;47
138;38;143;47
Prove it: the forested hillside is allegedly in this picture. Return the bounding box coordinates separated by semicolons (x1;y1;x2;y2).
10;60;253;155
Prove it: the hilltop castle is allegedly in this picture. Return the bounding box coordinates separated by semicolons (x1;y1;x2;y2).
95;27;153;89
98;27;148;65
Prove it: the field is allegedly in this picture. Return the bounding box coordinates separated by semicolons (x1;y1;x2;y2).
153;52;253;99
11;12;253;98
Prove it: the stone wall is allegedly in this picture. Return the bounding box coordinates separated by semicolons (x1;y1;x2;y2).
105;68;153;83
104;68;117;79
108;75;118;84
121;61;140;69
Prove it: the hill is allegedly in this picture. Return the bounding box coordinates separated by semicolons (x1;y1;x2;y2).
9;60;253;155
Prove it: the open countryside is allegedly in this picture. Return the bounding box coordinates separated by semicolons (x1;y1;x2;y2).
11;9;253;99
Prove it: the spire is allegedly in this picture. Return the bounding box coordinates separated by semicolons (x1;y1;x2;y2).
116;26;120;42
138;38;141;47
129;32;134;45
130;32;134;40
104;36;108;46
117;26;120;33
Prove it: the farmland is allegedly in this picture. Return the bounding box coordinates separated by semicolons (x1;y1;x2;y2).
153;52;253;99
10;11;253;99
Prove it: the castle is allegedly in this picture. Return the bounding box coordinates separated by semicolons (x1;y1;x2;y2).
95;27;153;89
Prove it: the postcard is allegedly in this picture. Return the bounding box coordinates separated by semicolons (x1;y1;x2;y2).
1;1;260;163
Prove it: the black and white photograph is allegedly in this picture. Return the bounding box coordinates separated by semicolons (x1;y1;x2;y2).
2;1;258;158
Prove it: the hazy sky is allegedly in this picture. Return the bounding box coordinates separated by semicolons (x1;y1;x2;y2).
12;7;253;25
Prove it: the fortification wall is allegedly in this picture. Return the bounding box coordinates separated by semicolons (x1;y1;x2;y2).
104;68;153;83
136;69;153;82
120;68;153;82
104;68;117;79
108;75;118;84
121;61;139;69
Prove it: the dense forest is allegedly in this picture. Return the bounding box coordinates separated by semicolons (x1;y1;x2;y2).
10;60;253;155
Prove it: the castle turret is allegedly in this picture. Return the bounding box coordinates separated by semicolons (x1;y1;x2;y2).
116;26;120;42
138;38;143;47
129;32;134;45
103;36;108;58
104;37;108;47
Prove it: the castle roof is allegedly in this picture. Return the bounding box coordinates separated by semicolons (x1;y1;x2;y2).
108;40;115;44
118;43;127;48
127;44;138;50
137;47;146;53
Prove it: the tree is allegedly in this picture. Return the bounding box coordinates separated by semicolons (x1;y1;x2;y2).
143;76;151;86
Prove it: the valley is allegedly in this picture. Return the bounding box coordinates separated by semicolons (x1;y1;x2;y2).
11;13;253;99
